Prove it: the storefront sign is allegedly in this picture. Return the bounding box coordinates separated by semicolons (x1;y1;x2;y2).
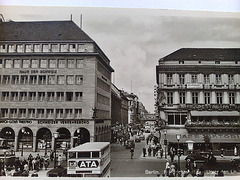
179;104;240;111
181;134;240;139
0;120;32;124
0;120;89;125
19;70;57;74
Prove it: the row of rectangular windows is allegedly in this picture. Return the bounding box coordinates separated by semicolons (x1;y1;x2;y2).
166;74;237;85
178;60;238;64
1;91;83;102
2;59;84;69
0;108;83;119
0;43;92;53
1;75;83;85
167;92;236;105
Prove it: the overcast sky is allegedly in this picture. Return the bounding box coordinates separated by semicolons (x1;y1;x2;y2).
0;1;240;113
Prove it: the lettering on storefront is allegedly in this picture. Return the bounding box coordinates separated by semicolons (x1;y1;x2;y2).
19;70;57;74
0;120;89;125
181;134;240;139
179;104;240;111
38;120;89;124
0;120;32;124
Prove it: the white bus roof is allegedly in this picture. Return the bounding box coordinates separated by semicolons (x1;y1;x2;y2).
68;142;110;152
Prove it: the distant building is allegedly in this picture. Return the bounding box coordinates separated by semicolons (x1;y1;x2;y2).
0;20;114;152
156;48;240;155
111;84;128;126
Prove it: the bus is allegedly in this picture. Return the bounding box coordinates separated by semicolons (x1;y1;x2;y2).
0;138;15;167
67;142;110;177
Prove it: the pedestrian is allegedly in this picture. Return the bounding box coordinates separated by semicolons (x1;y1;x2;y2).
32;158;37;171
142;147;146;157
185;159;192;173
192;161;197;176
173;160;178;172
50;150;54;161
44;158;50;170
130;148;134;159
169;165;176;177
160;148;163;158
28;154;33;171
39;157;44;170
157;149;161;158
148;146;152;156
165;159;170;177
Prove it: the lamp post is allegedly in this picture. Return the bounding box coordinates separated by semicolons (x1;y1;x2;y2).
77;129;81;146
53;132;59;168
21;128;26;157
163;130;167;159
176;134;181;171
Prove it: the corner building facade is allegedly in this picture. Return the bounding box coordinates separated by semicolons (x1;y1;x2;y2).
0;21;114;152
156;48;240;155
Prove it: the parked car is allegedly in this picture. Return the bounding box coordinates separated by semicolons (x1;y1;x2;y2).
47;166;67;177
125;140;135;149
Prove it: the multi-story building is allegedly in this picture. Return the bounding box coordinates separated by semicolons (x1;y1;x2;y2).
156;48;240;155
0;20;114;152
111;84;128;126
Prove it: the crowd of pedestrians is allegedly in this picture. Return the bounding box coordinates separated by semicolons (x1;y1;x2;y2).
0;152;52;177
143;134;163;158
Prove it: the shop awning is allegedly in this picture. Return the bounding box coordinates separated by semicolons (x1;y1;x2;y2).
191;111;239;116
160;129;240;143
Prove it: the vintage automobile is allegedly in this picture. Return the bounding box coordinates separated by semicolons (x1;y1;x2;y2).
185;152;240;171
134;136;141;143
47;166;67;177
125;140;135;149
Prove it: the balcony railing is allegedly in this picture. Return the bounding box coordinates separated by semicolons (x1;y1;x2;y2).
185;121;240;129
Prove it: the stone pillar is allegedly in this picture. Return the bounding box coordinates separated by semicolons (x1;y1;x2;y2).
199;91;204;104
33;136;37;152
174;91;179;104
211;91;217;104
236;92;240;104
198;74;204;84
223;91;229;104
210;74;215;84
14;136;18;152
222;74;228;85
70;136;74;148
51;136;55;151
186;91;192;104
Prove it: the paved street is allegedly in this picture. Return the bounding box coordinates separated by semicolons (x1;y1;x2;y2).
2;136;240;178
110;138;186;177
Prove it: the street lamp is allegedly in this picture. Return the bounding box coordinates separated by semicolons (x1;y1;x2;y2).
53;132;59;168
186;140;194;154
21;128;26;157
176;134;181;171
76;129;81;146
163;130;167;159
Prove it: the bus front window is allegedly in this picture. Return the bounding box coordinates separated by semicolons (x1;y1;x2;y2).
78;152;90;158
92;151;99;158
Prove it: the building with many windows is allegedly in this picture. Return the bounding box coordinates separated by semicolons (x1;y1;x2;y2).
156;48;240;155
0;20;114;152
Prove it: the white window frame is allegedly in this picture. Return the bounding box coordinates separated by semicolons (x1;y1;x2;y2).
22;59;30;68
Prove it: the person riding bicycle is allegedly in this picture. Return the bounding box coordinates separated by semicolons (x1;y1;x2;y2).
130;148;134;159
